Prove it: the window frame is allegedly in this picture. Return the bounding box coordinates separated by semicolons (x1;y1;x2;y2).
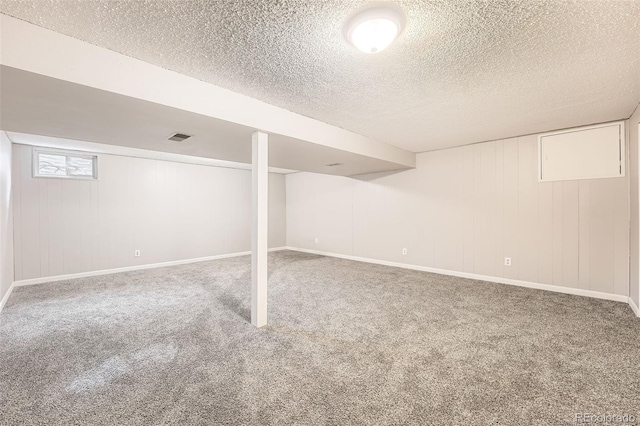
32;147;99;180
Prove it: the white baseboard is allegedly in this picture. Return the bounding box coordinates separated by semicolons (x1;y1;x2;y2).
285;246;632;306
629;296;640;317
268;247;288;252
7;245;638;318
13;247;287;287
0;281;16;314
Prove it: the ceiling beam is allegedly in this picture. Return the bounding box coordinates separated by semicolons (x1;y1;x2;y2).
0;14;416;171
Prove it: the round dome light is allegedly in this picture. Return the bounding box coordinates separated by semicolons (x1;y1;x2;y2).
344;6;404;54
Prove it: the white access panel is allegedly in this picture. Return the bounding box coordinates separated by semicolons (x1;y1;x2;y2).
538;122;625;182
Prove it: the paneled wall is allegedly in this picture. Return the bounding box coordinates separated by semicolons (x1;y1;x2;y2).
287;131;629;297
629;105;640;309
0;132;14;303
12;144;286;281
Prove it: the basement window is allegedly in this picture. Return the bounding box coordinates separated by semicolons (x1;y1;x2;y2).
33;148;98;179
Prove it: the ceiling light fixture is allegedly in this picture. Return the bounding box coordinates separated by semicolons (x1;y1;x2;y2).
344;5;405;54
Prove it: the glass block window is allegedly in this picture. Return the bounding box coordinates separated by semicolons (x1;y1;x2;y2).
33;148;98;179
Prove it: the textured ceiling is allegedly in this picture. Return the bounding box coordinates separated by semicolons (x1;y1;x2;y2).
1;0;639;152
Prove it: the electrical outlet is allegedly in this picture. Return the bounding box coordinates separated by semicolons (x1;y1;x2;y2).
314;237;319;244
402;248;408;256
135;250;141;257
504;257;511;266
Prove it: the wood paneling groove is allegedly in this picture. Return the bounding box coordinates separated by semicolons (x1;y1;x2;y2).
578;181;591;290
551;182;564;286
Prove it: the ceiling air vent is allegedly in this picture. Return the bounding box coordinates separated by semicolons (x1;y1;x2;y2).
167;133;192;142
326;163;343;167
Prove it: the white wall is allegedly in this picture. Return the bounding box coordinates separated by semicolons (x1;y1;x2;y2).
629;104;640;311
287;130;630;298
12;143;286;281
0;132;15;304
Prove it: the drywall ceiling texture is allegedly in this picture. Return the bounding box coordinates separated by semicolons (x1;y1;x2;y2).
1;1;639;152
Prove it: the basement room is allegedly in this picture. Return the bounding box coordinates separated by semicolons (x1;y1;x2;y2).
0;1;639;425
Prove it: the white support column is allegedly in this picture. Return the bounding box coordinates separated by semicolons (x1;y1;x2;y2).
251;131;269;327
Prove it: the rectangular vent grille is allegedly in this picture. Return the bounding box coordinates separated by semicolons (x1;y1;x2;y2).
168;133;192;142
